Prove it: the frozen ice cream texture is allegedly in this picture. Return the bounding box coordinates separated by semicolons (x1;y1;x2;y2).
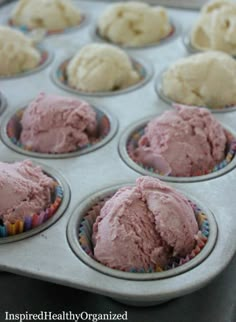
92;176;199;271
66;43;141;92
0;26;40;76
20;93;97;153
162;51;236;109
0;160;54;225
131;105;228;177
97;1;172;46
11;0;81;30
191;0;236;55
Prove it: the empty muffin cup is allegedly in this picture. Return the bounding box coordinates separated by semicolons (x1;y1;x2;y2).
51;56;153;97
0;93;7;116
92;18;180;49
155;69;236;112
0;160;70;243
0;46;53;79
0;105;118;159
119;117;236;183
67;183;217;281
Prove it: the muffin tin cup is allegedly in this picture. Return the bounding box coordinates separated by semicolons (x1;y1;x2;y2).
0;104;118;159
67;183;217;281
7;12;88;36
155;69;236;113
51;56;153;97
0;46;54;80
118;116;236;183
0;160;70;244
91;18;181;50
0;92;7;116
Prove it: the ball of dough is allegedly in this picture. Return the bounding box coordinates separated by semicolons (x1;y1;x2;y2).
162;51;236;108
11;0;81;30
66;43;141;92
191;0;236;55
98;1;172;46
0;26;40;76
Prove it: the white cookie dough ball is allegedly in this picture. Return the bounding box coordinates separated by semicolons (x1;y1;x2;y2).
162;51;236;108
98;2;172;46
66;43;140;92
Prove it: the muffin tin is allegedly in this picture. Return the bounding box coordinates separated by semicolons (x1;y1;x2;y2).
0;0;236;306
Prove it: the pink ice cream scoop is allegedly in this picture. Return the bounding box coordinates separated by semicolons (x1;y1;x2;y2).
20;92;97;153
0;160;54;224
92;176;198;271
131;104;228;177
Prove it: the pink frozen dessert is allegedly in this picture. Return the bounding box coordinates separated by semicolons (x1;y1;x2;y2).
92;176;199;271
20;92;97;153
131;105;227;177
0;160;54;225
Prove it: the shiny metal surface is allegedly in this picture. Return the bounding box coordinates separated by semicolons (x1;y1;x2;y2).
0;92;7;116
0;0;236;306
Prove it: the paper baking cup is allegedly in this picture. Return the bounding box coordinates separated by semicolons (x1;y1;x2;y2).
51;57;153;97
155;69;236;113
0;92;7;116
119;116;236;183
0;47;53;79
0;161;70;244
67;184;217;281
0;105;118;159
7;14;87;36
92;18;181;49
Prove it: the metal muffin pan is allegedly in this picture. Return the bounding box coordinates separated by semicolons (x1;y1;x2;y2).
0;0;236;306
0;92;7;116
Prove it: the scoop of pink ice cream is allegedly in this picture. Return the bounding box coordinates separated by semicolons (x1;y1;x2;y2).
0;160;54;224
132;104;227;177
20;92;97;153
93;176;198;271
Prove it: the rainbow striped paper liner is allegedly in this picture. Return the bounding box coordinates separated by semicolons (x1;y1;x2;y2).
55;59;146;94
6;108;111;154
78;196;209;273
127;127;236;177
95;24;175;48
8;15;86;36
0;182;63;238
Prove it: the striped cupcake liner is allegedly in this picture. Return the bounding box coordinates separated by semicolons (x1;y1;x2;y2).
127;127;236;177
0;183;63;238
5;107;111;155
8;15;86;36
78;195;209;273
